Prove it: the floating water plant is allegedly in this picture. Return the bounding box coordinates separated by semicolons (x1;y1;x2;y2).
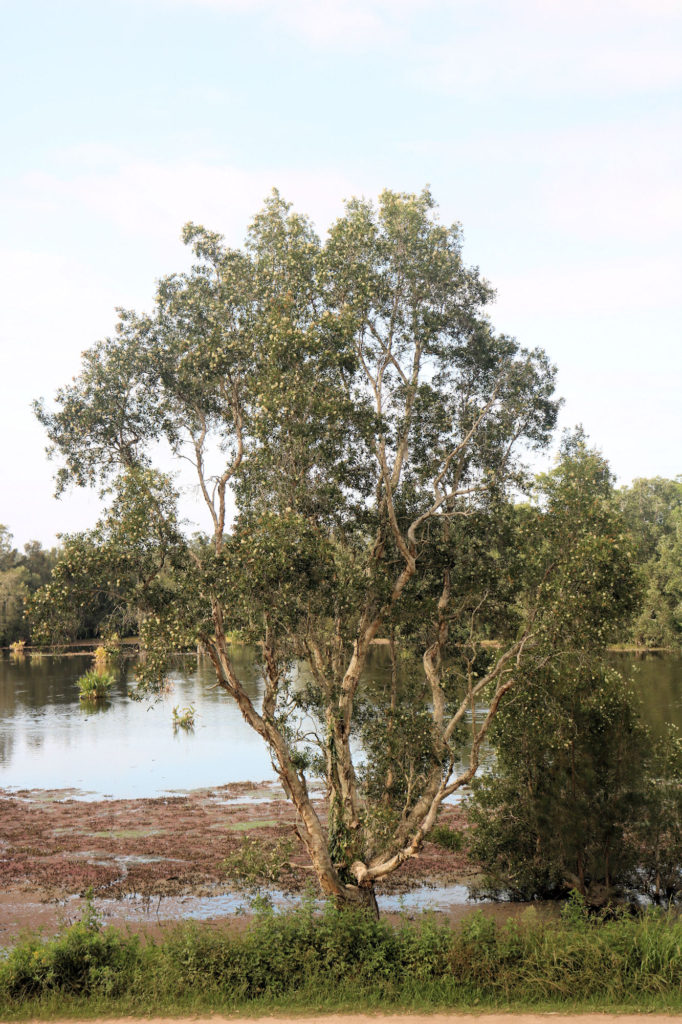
76;643;116;701
77;669;114;701
172;704;196;731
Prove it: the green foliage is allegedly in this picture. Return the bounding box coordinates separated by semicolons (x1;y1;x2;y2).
28;469;189;650
32;186;571;899
76;669;115;701
4;903;682;1016
212;510;339;641
619;476;682;563
0;566;28;646
429;825;465;851
467;436;652;903
468;661;648;902
221;835;295;887
634;724;682;903
357;658;446;847
0;897;139;1002
172;704;196;731
0;527;57;645
528;430;640;650
617;477;682;648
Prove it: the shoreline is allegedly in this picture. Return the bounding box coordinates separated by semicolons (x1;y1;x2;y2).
3;641;678;655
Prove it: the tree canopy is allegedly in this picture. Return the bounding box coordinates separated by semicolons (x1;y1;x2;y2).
617;477;682;647
0;527;56;646
468;441;645;903
33;188;590;910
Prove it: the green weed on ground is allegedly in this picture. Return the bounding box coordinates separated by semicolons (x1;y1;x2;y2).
2;893;682;1019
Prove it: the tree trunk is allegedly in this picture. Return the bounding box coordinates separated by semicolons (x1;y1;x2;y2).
340;882;379;919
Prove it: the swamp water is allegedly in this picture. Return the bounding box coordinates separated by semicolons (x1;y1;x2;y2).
0;648;680;925
1;648;681;799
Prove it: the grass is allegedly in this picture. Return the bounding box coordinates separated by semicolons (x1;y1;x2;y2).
225;818;279;831
76;670;114;701
86;828;166;839
2;893;682;1018
172;704;196;731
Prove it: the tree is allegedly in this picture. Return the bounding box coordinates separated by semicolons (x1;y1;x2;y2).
618;477;682;564
636;723;682;904
618;477;682;648
469;664;648;903
35;188;562;912
0;526;56;645
0;566;28;646
468;440;646;904
28;471;183;647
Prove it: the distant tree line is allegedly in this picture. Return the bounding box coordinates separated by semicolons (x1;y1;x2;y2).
617;476;682;648
0;527;56;646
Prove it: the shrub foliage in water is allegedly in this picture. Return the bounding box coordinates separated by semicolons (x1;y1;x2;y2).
76;669;114;701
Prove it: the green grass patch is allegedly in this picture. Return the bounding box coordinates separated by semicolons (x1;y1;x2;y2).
224;818;278;831
2;894;682;1019
86;828;166;839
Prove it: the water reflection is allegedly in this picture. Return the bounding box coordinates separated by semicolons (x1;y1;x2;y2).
0;648;680;800
79;699;113;717
0;650;275;797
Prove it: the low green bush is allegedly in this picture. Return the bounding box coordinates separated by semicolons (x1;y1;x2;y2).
0;901;140;1003
430;824;465;851
2;895;682;1018
221;835;294;887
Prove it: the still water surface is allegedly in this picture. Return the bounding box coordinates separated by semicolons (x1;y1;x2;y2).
1;649;680;799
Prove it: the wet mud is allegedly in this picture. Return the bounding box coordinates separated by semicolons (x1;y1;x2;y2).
0;783;478;942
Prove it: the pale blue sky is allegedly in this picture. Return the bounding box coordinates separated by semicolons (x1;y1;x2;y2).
1;0;680;547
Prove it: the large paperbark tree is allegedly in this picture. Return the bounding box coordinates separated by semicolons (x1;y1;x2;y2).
35;189;562;913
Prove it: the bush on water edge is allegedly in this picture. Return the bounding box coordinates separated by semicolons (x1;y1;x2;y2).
2;893;682;1019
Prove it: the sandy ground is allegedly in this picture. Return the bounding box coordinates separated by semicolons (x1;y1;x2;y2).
0;785;475;942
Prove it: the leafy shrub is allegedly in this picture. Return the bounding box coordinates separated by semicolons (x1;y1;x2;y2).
221;836;294;887
0;899;141;1001
634;725;682;903
3;899;682;1015
468;661;649;903
430;825;464;851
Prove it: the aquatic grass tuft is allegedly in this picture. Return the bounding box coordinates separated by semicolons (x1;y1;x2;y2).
172;704;196;731
76;669;115;701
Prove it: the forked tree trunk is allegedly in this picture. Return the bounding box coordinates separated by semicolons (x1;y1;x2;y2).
341;882;379;918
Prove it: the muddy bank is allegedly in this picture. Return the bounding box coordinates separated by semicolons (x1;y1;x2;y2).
0;784;480;942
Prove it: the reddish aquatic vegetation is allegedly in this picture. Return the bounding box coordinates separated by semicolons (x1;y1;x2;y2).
0;785;473;941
